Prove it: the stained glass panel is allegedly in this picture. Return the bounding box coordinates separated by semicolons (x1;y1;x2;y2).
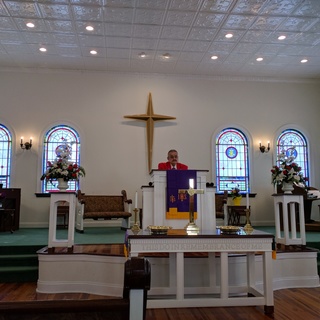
216;128;249;192
277;129;309;187
42;125;82;193
0;125;12;188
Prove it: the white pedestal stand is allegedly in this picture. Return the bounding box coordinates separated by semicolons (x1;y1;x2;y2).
48;192;76;252
273;194;306;247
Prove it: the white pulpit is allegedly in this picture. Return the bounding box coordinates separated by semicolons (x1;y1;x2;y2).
142;170;216;230
48;192;76;252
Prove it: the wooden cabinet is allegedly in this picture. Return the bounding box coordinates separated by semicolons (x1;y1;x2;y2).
0;188;21;232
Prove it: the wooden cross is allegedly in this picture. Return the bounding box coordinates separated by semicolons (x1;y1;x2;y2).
178;180;204;234
124;93;176;172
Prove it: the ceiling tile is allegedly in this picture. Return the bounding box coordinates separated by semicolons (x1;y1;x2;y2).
161;26;189;39
134;25;161;38
169;0;202;11
222;14;257;29
134;8;165;25
165;10;197;26
72;4;104;20
183;40;210;52
38;3;72;20
45;19;75;33
188;27;217;41
132;38;157;50
157;39;185;51
105;7;134;23
260;0;303;15
194;12;225;28
3;1;40;17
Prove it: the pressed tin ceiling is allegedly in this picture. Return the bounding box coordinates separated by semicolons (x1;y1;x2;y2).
1;0;320;80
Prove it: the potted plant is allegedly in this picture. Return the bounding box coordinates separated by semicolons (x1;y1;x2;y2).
230;187;242;205
271;146;307;193
41;144;85;190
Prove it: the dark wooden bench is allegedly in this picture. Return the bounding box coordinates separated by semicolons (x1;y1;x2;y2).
76;190;132;232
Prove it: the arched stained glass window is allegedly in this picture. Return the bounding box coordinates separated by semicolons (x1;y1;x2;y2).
276;129;309;187
0;124;12;188
42;125;82;193
216;128;249;193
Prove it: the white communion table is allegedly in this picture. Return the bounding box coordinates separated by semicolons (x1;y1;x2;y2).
127;229;274;314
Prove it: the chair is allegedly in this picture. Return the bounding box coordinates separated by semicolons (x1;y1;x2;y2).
215;190;228;225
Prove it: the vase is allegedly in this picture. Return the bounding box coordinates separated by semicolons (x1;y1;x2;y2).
232;196;242;206
282;182;294;194
57;178;69;191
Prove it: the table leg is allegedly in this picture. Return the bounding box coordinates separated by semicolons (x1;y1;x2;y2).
247;252;255;291
208;252;216;288
176;252;184;300
263;251;274;314
220;252;228;299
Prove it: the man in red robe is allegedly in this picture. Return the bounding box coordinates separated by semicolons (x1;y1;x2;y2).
158;149;188;170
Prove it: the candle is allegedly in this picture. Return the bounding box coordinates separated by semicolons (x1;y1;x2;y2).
135;191;138;209
246;192;249;209
189;179;194;189
20;137;23;144
30;137;33;144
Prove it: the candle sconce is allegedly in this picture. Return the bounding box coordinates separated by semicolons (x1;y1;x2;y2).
259;141;270;153
20;137;32;150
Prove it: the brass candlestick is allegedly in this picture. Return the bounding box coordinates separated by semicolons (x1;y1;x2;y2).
131;208;140;232
244;208;253;232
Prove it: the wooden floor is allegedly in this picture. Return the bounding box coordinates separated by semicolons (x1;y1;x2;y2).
0;282;319;320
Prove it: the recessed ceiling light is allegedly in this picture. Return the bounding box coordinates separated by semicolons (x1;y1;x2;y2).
139;52;146;58
225;33;233;39
90;50;97;55
278;35;286;40
210;55;218;60
86;25;94;31
162;53;171;59
301;59;308;63
26;22;35;28
256;57;263;62
39;47;47;52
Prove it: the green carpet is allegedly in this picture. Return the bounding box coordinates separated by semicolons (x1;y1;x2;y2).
0;227;127;247
254;226;320;243
0;226;319;247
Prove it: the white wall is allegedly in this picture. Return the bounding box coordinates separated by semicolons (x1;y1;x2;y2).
1;70;320;227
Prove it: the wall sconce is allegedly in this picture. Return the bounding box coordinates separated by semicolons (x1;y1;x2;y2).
259;141;270;153
20;137;32;150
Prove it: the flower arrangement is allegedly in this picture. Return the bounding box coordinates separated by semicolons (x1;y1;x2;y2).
230;187;241;199
271;147;307;186
41;144;85;182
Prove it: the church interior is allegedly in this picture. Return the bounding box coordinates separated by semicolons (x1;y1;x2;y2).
0;1;320;319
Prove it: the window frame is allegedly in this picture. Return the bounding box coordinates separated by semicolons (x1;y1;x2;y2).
41;125;82;193
0;124;12;188
215;127;250;193
276;128;309;187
